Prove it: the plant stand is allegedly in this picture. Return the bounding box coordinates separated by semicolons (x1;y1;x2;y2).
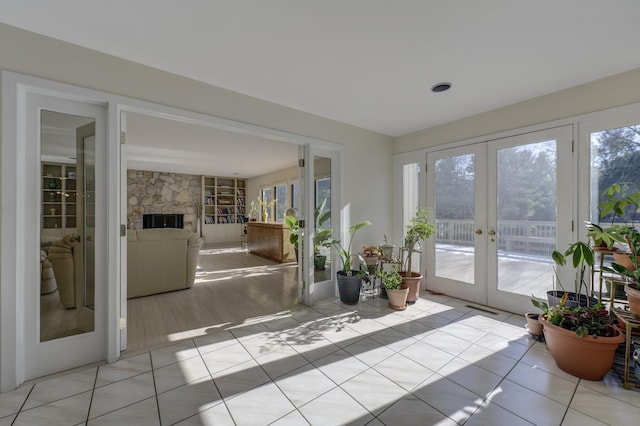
361;259;379;297
613;308;640;389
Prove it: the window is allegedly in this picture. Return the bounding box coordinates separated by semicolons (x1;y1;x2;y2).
261;187;273;219
590;125;640;224
275;184;287;221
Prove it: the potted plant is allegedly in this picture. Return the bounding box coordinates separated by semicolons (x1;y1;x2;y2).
362;245;381;266
549;241;598;308
313;199;333;270
332;220;372;304
607;233;640;315
379;265;408;310
400;207;435;304
285;214;300;262
380;232;396;261
595;182;640;314
595;182;640;267
525;298;544;337
248;200;259;222
533;293;625;381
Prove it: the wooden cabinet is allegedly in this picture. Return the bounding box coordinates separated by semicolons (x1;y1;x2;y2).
42;163;76;238
202;176;247;244
246;222;295;262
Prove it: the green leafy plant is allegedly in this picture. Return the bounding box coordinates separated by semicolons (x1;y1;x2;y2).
248;200;259;221
362;245;381;258
379;265;402;290
403;207;435;275
285;215;299;250
313;199;334;254
546;293;616;337
332;220;372;275
584;221;624;249
531;292;615;338
596;182;640;254
551;240;595;302
606;234;640;283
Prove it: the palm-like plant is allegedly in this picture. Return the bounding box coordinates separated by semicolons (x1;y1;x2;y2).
332;220;371;275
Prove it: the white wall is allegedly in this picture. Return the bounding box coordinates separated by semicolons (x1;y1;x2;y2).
0;23;393;249
393;66;640;153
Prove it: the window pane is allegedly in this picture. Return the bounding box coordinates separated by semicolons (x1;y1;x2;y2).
434;155;475;284
291;183;298;210
496;140;556;298
275;184;287;221
262;187;273;220
590;125;640;224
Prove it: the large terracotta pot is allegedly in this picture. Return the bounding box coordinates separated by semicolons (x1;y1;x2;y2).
539;315;625;381
400;271;422;304
625;283;640;316
613;252;639;271
386;287;409;311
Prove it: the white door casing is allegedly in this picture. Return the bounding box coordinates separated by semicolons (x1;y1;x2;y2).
24;93;107;381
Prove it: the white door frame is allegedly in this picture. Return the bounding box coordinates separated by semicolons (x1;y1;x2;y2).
1;72;122;391
1;71;343;391
301;145;341;305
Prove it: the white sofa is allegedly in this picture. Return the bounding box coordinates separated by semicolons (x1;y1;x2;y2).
127;228;202;299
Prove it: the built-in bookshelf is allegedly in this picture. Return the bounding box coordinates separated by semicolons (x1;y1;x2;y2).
42;162;77;238
202;176;247;243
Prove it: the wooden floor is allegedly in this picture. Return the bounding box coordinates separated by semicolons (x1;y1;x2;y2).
125;245;301;355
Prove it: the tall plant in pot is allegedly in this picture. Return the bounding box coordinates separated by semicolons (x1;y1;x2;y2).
549;241;598;307
332;220;372;304
401;207;435;304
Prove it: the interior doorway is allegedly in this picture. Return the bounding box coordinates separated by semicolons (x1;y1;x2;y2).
118;109;341;355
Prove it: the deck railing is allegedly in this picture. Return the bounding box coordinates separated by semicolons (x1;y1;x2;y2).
436;219;556;256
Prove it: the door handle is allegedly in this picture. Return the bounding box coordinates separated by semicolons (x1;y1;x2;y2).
475;229;483;236
488;230;496;236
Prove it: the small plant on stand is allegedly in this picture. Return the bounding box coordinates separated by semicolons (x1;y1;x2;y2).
380;232;396;261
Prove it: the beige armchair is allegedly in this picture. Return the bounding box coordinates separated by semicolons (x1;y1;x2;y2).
40;249;57;295
127;228;202;298
47;234;80;308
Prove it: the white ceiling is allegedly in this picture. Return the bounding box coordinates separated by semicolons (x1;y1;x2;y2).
6;1;640;174
125;112;299;178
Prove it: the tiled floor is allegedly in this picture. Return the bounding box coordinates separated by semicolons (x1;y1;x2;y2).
2;293;639;425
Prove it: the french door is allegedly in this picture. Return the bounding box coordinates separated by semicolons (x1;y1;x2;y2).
426;126;573;314
24;93;108;381
299;144;340;305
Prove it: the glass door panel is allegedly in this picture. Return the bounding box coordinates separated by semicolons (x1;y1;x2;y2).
487;126;572;313
495;140;557;299
426;144;486;303
434;153;476;284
